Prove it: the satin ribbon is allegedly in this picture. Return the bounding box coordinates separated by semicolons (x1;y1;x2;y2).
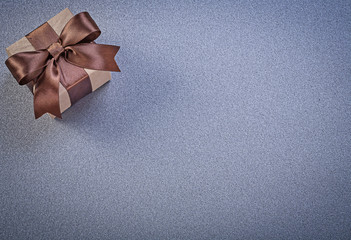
5;12;120;119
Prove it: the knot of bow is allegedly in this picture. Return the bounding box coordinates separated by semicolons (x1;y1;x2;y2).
5;12;120;119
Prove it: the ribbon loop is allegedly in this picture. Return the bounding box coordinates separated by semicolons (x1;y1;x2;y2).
60;12;101;47
5;50;50;85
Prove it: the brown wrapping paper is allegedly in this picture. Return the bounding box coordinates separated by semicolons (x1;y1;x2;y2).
6;8;112;118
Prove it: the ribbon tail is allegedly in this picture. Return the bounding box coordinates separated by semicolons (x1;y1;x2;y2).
65;43;120;72
33;59;62;119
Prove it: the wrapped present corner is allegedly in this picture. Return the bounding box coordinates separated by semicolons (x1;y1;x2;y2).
5;8;120;119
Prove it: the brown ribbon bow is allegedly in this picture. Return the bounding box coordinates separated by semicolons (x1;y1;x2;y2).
5;12;120;119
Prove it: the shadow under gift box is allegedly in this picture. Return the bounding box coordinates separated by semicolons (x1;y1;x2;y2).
6;8;112;118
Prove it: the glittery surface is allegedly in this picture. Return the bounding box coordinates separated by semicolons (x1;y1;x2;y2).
1;0;350;239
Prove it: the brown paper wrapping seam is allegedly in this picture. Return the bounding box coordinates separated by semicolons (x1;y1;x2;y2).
6;8;112;118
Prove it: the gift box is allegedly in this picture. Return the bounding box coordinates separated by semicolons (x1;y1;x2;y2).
5;8;120;119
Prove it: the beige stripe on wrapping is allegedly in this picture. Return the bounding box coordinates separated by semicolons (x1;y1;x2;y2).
47;8;74;36
84;69;112;91
6;8;111;119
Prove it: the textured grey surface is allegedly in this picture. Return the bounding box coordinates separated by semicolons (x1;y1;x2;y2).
0;0;351;239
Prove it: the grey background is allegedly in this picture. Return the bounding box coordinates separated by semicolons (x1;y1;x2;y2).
0;0;350;239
